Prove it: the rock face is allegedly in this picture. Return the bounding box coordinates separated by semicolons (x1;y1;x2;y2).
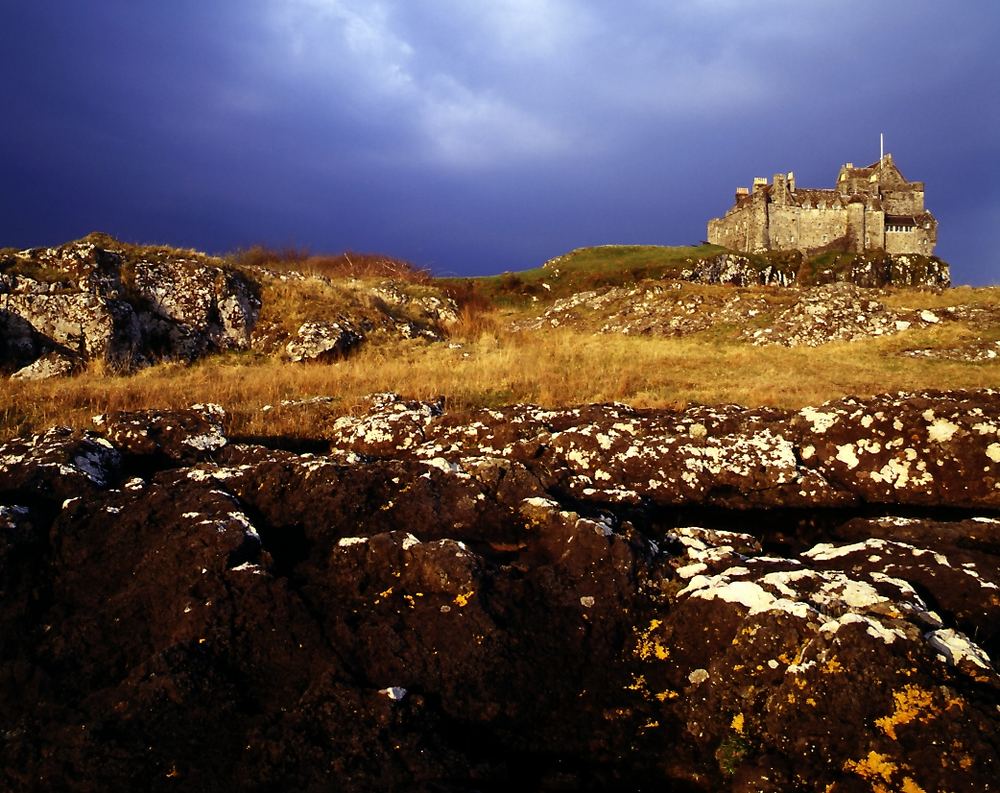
0;234;260;376
683;250;950;289
683;252;797;287
1;390;997;791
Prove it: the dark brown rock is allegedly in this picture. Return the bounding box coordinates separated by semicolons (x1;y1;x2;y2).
1;390;998;791
93;403;228;466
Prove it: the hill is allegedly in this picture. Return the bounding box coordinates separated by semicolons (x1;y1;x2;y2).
0;236;996;442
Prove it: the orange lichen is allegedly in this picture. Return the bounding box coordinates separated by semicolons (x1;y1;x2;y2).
843;751;898;783
875;685;936;740
635;619;670;661
453;590;475;607
822;657;845;674
900;777;927;793
730;713;745;734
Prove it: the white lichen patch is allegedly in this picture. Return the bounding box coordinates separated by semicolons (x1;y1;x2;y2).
799;407;841;434
925;628;992;669
835;444;860;469
927;418;960;443
230;562;267;576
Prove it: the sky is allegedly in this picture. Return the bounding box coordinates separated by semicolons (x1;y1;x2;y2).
2;1;998;283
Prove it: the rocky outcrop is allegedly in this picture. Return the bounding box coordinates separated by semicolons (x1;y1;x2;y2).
745;282;933;347
1;391;997;791
682;252;797;287
0;234;260;376
516;283;777;336
284;320;364;362
247;270;458;357
518;280;959;347
683;250;950;289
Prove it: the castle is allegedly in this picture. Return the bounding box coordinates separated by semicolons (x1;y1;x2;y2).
707;153;937;256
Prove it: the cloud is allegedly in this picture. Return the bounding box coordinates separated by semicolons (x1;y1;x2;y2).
264;0;575;167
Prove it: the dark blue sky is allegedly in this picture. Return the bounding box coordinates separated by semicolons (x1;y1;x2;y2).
2;1;998;283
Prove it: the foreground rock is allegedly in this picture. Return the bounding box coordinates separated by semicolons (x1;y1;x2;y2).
1;391;997;791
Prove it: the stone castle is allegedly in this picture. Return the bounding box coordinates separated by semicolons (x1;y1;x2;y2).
707;153;937;256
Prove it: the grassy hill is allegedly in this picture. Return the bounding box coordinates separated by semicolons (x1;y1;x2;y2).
1;239;996;443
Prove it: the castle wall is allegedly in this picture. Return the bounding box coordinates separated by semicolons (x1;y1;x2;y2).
882;188;925;215
794;206;850;251
708;194;769;252
707;206;751;250
886;225;936;255
846;203;866;252
864;210;885;250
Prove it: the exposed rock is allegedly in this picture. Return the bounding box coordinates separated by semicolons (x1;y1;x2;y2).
682;252;796;286
0;310;43;371
285;320;364;362
1;291;141;366
1;391;998;791
319;389;1000;511
370;283;459;325
903;338;1000;362
129;256;260;353
0;234;260;374
746;282;934;347
92;404;228;465
517;280;972;348
516;283;783;337
10;351;79;381
328;391;446;456
0;427;121;504
681;250;950;289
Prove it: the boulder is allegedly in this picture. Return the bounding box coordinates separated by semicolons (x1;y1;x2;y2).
285;320;364;362
92;404;228;466
129;257;260;351
1;291;141;367
10;351;79;381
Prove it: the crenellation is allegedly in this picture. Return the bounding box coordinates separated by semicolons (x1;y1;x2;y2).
709;153;937;256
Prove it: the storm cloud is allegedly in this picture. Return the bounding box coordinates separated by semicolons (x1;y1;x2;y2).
2;0;997;282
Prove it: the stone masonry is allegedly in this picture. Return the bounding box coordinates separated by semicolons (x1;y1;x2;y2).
708;154;937;256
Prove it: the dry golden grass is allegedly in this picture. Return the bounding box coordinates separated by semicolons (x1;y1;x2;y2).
3;315;999;443
882;285;1000;309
